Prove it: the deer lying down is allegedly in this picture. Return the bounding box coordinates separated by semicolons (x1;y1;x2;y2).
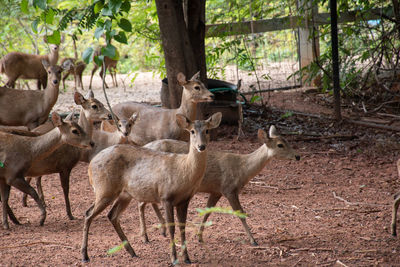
112;72;214;145
142;125;300;246
391;159;400;236
81;112;222;264
0;59;71;130
21;91;111;220
0;112;93;229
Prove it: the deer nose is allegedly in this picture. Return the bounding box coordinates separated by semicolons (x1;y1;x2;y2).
53;80;58;84
198;145;206;151
210;94;215;100
90;141;95;148
295;155;300;161
108;114;112;120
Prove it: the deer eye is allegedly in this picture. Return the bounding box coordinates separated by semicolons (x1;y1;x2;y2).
206;129;209;134
91;105;98;110
190;130;195;134
72;129;79;135
194;85;200;90
48;71;51;74
277;144;284;148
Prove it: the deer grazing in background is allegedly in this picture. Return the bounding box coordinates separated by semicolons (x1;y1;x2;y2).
391;159;400;236
142;125;300;246
112;72;214;145
0;59;71;130
0;37;63;89
21;91;111;220
60;57;86;91
0;112;93;230
81;112;222;264
88;47;118;89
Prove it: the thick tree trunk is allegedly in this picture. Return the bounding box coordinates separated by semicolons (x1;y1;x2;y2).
155;0;206;108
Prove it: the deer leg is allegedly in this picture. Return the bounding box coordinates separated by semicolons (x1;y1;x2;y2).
0;180;11;229
35;176;44;204
176;200;191;264
163;200;177;264
152;203;167;237
59;170;75;220
0;181;20;227
226;192;257;246
62;72;70;91
78;73;84;90
197;193;222;243
8;176;46;226
22;177;32;207
138;202;150;243
89;66;98;89
391;194;400;236
81;196;114;262
107;193;136;257
99;67;109;88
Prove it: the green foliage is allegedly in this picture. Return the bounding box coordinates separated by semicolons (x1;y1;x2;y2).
196;207;247;219
107;240;128;255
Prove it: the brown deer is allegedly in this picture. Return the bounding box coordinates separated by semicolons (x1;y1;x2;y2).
60;57;86;91
142;125;300;246
391;159;400;236
88;47;118;89
0;112;93;230
112;72;214;145
0;38;62;89
81;112;222;264
21;91;112;220
0;59;71;130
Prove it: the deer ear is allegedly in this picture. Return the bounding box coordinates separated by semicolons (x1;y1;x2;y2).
51;113;62;127
177;72;187;86
61;59;72;71
257;129;268;142
130;112;139;123
85;89;94;99
207;112;222;129
269;125;279;138
176;114;191;130
42;59;50;69
74;91;86;105
64;111;75;122
190;71;200;81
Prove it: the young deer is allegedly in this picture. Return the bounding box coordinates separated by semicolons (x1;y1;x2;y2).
60;57;86;91
0;39;62;89
0;112;93;230
88;47;118;89
391;159;400;236
80;113;139;162
112;72;214;145
0;59;71;130
81;112;222;264
22;91;111;220
142;126;300;245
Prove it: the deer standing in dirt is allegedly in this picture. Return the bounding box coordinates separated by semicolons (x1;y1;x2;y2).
81;112;222;264
391;159;400;236
0;112;93;230
61;57;86;91
88;47;118;89
20;91;111;220
142;126;300;246
0;59;71;130
112;72;214;145
0;38;62;89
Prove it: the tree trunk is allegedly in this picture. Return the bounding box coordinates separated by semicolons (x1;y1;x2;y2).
155;0;206;108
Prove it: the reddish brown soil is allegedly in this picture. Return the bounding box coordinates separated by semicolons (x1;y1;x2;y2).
1;89;400;266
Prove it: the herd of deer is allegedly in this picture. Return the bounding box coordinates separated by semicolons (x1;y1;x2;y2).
0;39;399;265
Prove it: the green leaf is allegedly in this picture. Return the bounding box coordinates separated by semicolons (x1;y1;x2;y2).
45;9;55;24
107;241;128;255
20;0;29;14
82;47;94;64
104;19;112;31
31;18;39;33
33;0;47;10
0;161;4;168
281;111;293;119
120;0;131;13
101;44;116;59
46;31;61;44
250;95;261;103
109;0;122;13
94;55;104;66
94;1;104;14
118;18;132;32
101;5;113;16
114;31;127;44
94;27;104;40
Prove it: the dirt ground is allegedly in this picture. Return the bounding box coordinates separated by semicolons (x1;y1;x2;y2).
1;74;400;266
